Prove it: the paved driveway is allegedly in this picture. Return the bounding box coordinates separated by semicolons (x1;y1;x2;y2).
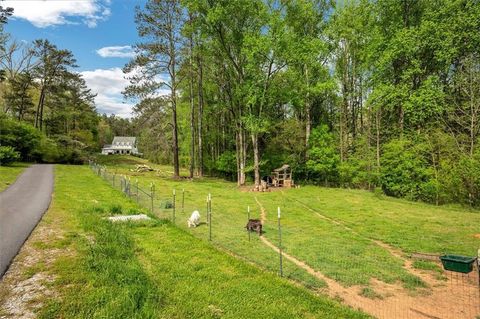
0;164;54;277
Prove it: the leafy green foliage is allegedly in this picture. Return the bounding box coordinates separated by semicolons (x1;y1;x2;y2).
381;139;432;200
0;145;20;165
0;114;41;161
306;125;339;184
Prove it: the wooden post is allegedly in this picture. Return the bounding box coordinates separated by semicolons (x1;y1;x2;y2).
247;205;251;242
278;207;283;277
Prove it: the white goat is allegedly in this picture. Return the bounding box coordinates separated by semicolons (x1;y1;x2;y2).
187;210;201;228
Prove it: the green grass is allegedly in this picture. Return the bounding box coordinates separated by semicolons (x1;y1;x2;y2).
0;162;29;192
36;164;369;318
359;287;383;300
95;156;480;293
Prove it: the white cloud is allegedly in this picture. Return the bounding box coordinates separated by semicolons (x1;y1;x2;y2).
80;67;171;118
96;46;135;58
3;0;110;28
80;67;133;118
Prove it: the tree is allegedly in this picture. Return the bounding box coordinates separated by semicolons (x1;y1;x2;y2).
4;71;34;120
124;0;185;178
0;5;13;82
306;125;339;185
32;39;77;131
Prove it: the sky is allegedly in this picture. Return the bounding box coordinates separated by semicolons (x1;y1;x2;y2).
3;0;146;118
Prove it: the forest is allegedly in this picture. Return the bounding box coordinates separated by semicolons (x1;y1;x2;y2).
1;0;479;207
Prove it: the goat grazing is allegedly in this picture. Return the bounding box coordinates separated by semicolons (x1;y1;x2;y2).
245;219;262;235
188;210;201;228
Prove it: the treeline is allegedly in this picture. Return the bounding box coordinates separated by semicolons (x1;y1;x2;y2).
0;6;103;164
124;0;480;207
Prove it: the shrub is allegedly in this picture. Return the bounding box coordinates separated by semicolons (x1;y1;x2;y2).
0;146;20;165
380;139;432;200
306;125;340;185
0;115;40;161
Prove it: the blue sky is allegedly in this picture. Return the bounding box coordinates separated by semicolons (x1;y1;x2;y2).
4;0;146;117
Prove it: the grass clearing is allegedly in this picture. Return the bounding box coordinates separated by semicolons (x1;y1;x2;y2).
15;164;368;318
95;155;480;293
0;162;29;192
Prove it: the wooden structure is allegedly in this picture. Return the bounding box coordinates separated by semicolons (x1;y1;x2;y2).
271;164;294;188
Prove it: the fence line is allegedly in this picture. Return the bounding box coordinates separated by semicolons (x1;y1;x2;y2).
88;161;480;319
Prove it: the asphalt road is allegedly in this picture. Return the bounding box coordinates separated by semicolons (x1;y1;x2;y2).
0;164;54;278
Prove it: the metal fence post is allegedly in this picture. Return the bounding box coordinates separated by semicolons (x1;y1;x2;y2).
278;207;283;277
181;188;185;214
136;179;139;203
206;195;209;225
173;189;176;224
208;193;212;241
150;183;155;214
247;205;251;242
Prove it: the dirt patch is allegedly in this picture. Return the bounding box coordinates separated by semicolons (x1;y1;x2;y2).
254;196;480;319
473;234;480;239
0;216;70;318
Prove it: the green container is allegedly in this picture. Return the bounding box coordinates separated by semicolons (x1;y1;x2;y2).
440;255;476;274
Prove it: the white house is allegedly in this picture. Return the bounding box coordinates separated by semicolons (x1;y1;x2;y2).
101;136;139;155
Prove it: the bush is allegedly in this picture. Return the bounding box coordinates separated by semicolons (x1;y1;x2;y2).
0;115;40;161
306;125;340;185
380;139;432;200
0;146;20;165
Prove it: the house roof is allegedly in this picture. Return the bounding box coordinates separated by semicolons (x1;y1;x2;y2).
112;136;136;144
273;164;290;172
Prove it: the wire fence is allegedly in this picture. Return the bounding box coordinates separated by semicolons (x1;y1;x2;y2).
89;161;480;319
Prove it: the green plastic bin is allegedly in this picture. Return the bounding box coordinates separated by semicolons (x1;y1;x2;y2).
440;255;477;274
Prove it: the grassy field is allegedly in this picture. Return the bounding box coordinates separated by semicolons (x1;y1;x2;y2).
1;164;368;318
94;155;480;293
0;162;29;192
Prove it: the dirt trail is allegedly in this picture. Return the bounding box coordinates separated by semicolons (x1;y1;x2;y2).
287;195;448;284
254;196;480;319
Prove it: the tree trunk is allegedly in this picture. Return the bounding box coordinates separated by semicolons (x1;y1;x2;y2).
35;85;45;129
252;133;260;187
376;107;381;172
189;71;195;179
172;97;180;178
189;30;195;179
305;65;311;150
197;51;204;177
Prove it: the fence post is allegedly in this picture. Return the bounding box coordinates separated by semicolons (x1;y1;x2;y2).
477;249;480;287
173;189;176;224
150;183;155;214
113;173;115;187
206;195;209;225
136;179;139;203
278;207;283;277
247;205;251;242
181;188;185;214
208;193;212;241
128;177;131;197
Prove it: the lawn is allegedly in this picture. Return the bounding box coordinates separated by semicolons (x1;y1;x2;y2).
11;164;368;318
94;155;480;293
0;162;29;192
